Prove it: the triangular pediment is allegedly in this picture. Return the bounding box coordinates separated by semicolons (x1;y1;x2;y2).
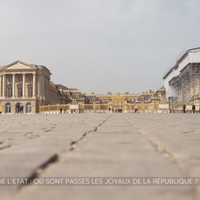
4;60;37;70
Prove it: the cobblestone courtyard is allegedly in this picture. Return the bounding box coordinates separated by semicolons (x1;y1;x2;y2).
0;113;200;200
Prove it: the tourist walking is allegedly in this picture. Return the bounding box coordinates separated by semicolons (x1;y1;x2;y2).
183;104;186;113
20;104;24;114
192;104;196;113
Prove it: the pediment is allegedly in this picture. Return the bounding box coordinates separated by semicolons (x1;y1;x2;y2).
4;61;36;70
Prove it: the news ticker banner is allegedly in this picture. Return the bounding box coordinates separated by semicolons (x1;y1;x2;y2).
0;178;200;186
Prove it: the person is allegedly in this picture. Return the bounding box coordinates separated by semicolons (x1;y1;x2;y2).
60;108;63;114
108;107;111;113
192;104;196;113
183;104;186;113
20;104;24;114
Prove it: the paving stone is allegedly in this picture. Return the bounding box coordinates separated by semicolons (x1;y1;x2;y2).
0;114;199;200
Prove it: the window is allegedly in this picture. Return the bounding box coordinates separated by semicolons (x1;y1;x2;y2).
26;103;32;113
18;75;22;82
28;87;33;97
18;87;22;97
76;94;79;99
92;97;96;102
5;103;11;113
67;94;70;98
8;75;12;82
141;96;145;101
28;75;33;82
158;92;162;97
8;88;12;97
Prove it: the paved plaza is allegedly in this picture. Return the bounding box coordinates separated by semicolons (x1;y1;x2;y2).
0;113;200;200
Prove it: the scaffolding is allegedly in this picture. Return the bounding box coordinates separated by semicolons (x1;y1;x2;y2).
169;63;200;104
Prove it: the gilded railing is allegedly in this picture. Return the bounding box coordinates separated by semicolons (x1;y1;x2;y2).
81;103;109;111
39;104;70;112
126;102;159;110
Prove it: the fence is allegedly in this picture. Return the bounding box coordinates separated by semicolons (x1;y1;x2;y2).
80;103;110;113
39;104;70;114
39;102;169;114
126;102;160;112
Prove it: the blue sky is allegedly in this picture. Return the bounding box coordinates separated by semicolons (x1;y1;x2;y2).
0;0;200;94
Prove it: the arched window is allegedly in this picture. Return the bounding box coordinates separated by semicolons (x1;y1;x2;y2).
26;103;32;113
158;92;162;97
92;97;96;102
5;103;11;113
76;94;79;99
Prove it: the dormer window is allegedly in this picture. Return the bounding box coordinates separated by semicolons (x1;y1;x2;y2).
76;94;79;99
92;97;96;102
158;92;162;97
141;96;145;101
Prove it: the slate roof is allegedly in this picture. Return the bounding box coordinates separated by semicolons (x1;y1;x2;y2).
137;94;153;101
154;90;166;98
55;84;69;90
85;95;100;103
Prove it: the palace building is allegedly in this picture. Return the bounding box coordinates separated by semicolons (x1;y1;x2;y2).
84;88;166;113
0;60;51;114
0;60;166;114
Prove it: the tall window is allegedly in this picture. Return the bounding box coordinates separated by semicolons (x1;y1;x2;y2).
5;103;11;113
28;87;33;97
28;75;33;82
18;87;22;97
8;75;12;82
8;88;12;97
18;75;22;82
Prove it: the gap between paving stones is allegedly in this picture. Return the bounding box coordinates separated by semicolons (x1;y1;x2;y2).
122;114;199;199
17;115;112;191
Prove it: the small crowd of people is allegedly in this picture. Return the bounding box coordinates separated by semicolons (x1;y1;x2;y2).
16;103;24;114
108;107;138;113
183;103;198;113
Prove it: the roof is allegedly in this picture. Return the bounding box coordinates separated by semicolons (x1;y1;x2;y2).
163;47;200;79
55;84;69;90
0;60;51;74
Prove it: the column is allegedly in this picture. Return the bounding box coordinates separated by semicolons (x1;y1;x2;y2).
0;75;1;97
33;73;36;97
2;74;5;97
23;73;25;97
12;74;15;98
